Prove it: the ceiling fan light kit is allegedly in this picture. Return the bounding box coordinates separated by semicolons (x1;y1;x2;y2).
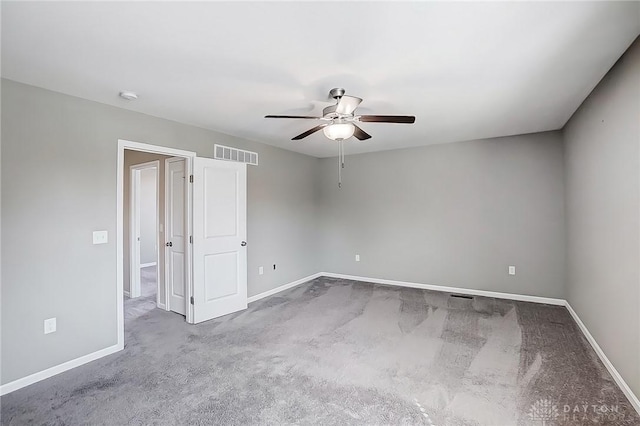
265;88;416;187
323;121;355;141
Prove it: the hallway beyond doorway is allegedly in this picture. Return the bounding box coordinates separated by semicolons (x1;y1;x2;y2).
125;266;157;321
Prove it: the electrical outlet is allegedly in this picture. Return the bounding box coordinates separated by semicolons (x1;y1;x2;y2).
508;266;516;276
92;230;108;245
44;318;57;334
355;254;360;262
258;266;264;275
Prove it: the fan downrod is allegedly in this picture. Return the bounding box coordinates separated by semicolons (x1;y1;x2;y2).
329;88;346;100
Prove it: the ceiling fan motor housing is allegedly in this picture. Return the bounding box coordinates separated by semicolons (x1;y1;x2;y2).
322;104;341;118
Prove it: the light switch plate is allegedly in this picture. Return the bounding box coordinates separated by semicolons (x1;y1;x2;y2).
258;266;264;275
355;254;360;262
508;266;516;276
93;230;108;245
44;318;56;334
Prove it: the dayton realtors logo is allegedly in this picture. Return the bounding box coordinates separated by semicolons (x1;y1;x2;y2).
527;399;559;425
527;399;625;424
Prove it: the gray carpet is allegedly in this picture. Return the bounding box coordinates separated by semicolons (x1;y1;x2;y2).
1;277;637;425
125;266;159;321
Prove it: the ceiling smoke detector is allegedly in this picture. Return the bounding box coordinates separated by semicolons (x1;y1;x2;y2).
119;91;138;101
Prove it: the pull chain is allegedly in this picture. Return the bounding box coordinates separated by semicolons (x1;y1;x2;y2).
337;141;342;188
337;140;346;188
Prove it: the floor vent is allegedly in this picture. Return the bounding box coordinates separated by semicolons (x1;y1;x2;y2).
450;294;473;299
214;144;259;166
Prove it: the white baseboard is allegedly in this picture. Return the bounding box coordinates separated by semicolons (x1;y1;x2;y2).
0;343;123;396
140;262;157;268
564;303;640;414
320;272;565;306
248;272;322;303
123;290;130;298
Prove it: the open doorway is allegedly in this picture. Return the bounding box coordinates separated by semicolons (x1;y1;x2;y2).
130;161;159;299
117;140;196;347
125;155;164;319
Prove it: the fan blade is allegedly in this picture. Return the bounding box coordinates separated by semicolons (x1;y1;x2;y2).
335;95;363;115
265;115;321;119
292;124;328;140
359;115;415;123
353;125;372;141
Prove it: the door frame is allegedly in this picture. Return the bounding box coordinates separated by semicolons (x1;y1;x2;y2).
129;160;160;301
117;139;196;350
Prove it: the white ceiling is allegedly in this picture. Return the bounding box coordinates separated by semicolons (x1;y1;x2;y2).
2;2;639;158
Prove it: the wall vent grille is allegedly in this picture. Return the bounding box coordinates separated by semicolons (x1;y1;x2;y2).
214;144;259;166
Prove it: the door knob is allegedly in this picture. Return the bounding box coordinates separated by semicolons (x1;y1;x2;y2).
241;241;247;247
166;242;173;247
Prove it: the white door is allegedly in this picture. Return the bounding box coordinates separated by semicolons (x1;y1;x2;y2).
165;157;186;315
192;157;247;324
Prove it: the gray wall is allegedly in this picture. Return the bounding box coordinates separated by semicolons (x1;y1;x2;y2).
122;151;171;303
564;37;640;396
1;79;321;384
318;132;566;299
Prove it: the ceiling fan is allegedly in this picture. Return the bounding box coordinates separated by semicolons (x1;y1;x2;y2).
265;88;416;188
265;88;416;141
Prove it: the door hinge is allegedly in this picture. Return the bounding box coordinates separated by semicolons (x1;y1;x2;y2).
189;175;194;183
189;235;193;244
190;296;194;305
